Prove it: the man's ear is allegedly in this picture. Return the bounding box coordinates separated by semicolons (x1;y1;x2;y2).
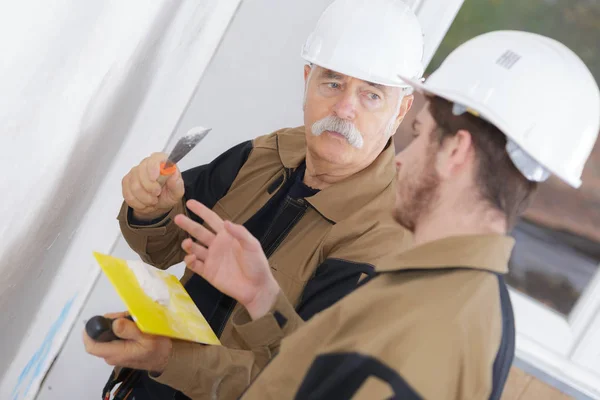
304;64;312;83
437;128;474;179
303;65;314;111
397;94;414;123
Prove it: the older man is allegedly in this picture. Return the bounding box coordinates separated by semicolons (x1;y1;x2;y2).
174;31;600;399
84;0;424;399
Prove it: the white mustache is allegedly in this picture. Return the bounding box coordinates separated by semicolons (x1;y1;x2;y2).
311;116;364;149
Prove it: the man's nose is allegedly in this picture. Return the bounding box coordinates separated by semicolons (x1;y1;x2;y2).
332;92;357;121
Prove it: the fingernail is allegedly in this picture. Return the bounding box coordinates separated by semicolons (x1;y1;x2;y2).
112;320;121;334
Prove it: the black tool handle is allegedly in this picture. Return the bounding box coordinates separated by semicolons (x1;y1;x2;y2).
86;315;133;342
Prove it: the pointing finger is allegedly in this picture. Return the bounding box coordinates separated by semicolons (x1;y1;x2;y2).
174;214;216;246
186;200;224;233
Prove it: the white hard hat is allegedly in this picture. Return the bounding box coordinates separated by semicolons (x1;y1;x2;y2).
302;0;424;88
401;30;600;188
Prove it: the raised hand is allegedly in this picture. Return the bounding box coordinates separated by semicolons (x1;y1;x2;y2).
174;200;280;320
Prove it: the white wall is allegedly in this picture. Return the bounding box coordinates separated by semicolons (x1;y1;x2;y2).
172;0;326;162
0;0;170;370
0;1;242;399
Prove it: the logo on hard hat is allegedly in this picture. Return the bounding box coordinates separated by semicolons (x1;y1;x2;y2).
496;50;522;69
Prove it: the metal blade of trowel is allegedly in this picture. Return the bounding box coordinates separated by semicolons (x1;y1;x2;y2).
158;126;211;185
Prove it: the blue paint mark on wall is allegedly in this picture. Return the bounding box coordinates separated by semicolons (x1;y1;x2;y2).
11;297;75;400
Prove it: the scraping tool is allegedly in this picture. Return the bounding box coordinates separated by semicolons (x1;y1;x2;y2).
157;126;211;185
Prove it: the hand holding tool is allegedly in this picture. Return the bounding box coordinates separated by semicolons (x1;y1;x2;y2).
157;127;211;185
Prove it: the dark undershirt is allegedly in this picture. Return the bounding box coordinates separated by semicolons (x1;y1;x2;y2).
290;162;320;199
244;162;319;251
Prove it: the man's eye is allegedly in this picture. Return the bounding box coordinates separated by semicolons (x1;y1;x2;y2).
368;93;381;101
327;82;341;89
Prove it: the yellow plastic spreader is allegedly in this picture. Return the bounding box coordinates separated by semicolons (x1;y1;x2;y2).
93;252;220;345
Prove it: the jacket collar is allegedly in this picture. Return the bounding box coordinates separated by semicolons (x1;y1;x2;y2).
377;234;515;274
276;126;396;223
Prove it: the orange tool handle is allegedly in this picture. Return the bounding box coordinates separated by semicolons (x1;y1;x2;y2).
157;162;177;186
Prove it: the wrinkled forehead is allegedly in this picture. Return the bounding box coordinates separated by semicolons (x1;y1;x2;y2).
312;65;398;95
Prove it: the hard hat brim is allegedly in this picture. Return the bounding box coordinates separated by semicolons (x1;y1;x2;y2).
397;75;428;94
304;58;415;88
397;75;489;120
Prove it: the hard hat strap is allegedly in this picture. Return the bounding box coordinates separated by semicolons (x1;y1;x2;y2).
506;140;551;183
